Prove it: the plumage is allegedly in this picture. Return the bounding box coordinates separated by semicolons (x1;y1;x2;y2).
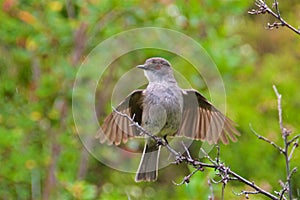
96;90;143;145
97;57;240;182
174;89;240;144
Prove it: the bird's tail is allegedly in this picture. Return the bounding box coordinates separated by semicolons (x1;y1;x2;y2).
135;143;161;182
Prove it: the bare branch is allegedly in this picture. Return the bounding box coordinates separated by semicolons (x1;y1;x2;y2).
216;144;220;165
181;142;192;159
233;190;259;199
228;168;278;199
208;179;215;200
173;165;203;186
221;182;225;200
288;139;299;162
200;148;217;165
288;134;300;145
276;180;288;200
112;108;180;157
114;108;280;199
202;147;278;199
249;123;284;153
287;167;297;182
114;107;279;199
273;85;284;134
273;85;293;200
279;189;287;200
248;0;300;35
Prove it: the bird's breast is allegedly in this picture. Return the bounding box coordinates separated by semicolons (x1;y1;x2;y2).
142;83;183;136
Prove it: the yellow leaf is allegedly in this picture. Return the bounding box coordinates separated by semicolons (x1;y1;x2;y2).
69;181;84;198
48;109;60;120
30;111;42;121
26;39;37;51
25;160;36;170
48;1;63;12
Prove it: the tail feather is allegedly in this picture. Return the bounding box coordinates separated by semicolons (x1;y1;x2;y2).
135;143;160;182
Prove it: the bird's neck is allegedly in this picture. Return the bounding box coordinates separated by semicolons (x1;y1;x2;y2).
148;78;177;85
145;71;176;84
148;79;177;87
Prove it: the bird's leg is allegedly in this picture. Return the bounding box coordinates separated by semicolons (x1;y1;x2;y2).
163;135;169;144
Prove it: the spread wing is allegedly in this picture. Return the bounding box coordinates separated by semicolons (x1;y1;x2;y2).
96;90;143;145
176;89;240;144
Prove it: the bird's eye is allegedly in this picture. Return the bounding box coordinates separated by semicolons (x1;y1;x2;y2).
155;65;161;70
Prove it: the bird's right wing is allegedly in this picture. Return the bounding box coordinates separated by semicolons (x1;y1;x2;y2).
96;90;144;145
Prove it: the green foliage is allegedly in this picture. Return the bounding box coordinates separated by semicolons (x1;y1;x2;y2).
0;0;299;199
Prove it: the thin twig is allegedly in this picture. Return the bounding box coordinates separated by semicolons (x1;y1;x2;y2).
279;189;287;200
216;144;220;165
250;123;284;154
221;182;225;200
202;147;278;199
287;167;297;182
173;165;203;185
273;85;284;134
233;190;259;199
228;169;278;199
208;179;215;200
200;148;217;165
288;139;299;162
273;85;292;200
248;0;300;35
211;174;238;184
288;134;300;145
181;142;192;159
276;180;288;200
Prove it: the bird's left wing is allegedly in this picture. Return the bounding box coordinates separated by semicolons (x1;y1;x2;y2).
96;90;144;145
176;89;240;144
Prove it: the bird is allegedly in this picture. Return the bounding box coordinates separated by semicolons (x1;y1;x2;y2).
96;57;240;182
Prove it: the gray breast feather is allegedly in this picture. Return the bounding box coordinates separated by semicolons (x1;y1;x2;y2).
142;83;183;136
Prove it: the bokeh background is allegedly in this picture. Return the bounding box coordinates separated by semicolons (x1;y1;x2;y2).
1;0;299;199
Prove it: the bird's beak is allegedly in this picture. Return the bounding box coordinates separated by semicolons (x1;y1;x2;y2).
137;64;147;70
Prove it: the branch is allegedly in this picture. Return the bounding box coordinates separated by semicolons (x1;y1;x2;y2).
172;165;203;185
288;134;300;145
112;108;179;157
276;180;288;200
273;85;284;135
288;139;299;162
273;85;294;200
248;0;300;35
233;190;259;199
208;179;215;200
113;109;279;200
250;123;284;154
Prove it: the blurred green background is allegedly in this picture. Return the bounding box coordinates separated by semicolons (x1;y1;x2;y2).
1;0;299;199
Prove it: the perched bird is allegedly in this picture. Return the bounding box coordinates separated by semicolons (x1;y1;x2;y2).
96;57;240;182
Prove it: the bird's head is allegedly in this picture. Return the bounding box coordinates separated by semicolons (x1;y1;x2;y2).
137;57;175;83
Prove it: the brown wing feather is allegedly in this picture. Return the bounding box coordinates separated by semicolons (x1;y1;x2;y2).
120;113;128;143
176;89;240;144
199;107;206;140
113;113;122;145
96;90;144;145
